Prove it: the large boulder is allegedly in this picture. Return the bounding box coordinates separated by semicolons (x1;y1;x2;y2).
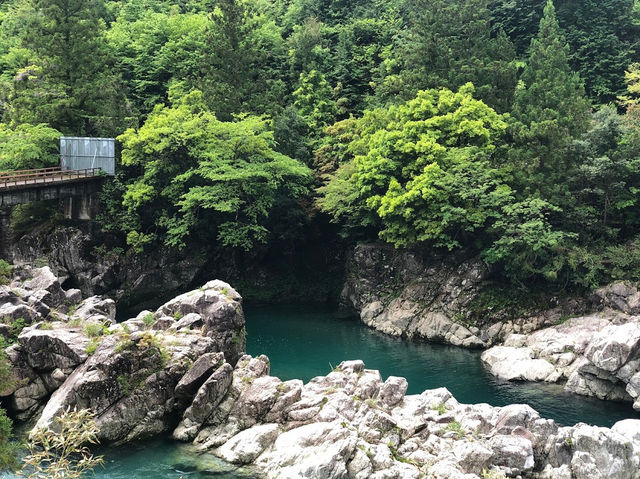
155;280;245;364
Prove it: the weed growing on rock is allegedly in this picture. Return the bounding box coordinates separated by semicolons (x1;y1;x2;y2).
443;420;464;438
431;403;448;415
142;313;155;327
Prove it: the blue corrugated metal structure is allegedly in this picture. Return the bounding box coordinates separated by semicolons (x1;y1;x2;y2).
60;137;115;176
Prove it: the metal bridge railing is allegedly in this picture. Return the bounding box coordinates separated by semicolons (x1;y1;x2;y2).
0;167;104;189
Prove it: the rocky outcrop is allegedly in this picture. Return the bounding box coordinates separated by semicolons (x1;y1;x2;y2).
168;357;640;479
13;223;345;307
2;274;246;443
12;224;209;309
481;284;640;411
341;244;585;348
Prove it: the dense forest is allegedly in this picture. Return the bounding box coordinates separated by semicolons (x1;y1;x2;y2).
1;0;640;291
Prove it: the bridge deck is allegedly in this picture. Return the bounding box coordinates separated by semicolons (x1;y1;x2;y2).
0;167;103;190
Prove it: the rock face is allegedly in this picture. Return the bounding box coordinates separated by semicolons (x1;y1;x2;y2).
341;244;586;348
2;274;246;443
481;297;640;411
12;224;210;309
167;357;640;479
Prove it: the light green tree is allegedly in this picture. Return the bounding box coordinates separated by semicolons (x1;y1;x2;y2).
118;90;312;251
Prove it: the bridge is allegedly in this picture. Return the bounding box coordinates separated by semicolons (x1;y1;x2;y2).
0;166;105;206
0;137;116;260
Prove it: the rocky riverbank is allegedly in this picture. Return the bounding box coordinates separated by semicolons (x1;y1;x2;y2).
481;282;640;413
340;244;587;348
1;267;639;478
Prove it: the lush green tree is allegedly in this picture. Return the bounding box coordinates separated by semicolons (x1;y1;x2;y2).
0;123;60;170
510;0;590;200
118;90;312;251
107;11;208;116
200;0;287;120
566;106;640;239
376;0;518;112
272;105;312;164
490;0;638;104
293;70;337;136
320;84;510;247
5;0;128;135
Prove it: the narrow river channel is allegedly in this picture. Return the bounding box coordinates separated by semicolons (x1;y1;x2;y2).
81;305;640;478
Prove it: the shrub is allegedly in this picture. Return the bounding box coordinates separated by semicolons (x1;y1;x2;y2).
0;261;11;286
83;323;104;338
20;407;103;478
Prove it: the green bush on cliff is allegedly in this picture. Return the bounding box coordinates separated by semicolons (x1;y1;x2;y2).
0;261;11;286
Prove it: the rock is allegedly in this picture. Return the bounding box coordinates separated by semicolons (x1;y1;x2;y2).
612;419;640;445
173;362;234;441
22;267;66;308
254;421;358;479
452;441;493;474
548;424;638;479
70;296;116;323
585;322;640;373
481;346;559;382
154;280;245;364
378;376;408;407
340;244;587;349
594;282;640;315
18;327;89;370
174;352;225;399
215;423;280;464
488;434;535;473
64;288;82;304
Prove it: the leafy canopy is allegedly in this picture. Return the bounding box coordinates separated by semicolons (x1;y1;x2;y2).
118;90;312;251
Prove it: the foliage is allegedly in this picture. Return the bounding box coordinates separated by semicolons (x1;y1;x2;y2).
0;123;60;170
377;0;518;112
118;90;312;250
0;260;12;285
320;84;510;248
5;0;128;135
19;408;104;479
510;0;590;202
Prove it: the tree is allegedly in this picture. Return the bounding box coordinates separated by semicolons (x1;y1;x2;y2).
199;0;287;120
118;90;312;251
567;106;640;239
293;70;337;136
6;0;128;136
510;0;590;200
490;0;638;104
319;84;510;248
0;123;61;170
107;11;208;116
376;0;518;112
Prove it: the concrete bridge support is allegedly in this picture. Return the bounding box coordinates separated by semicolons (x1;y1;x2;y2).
0;207;13;261
63;194;99;220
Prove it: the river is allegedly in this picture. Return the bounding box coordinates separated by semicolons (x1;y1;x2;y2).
65;305;640;477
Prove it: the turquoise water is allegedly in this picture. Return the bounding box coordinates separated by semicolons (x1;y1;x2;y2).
245;305;640;428
14;305;640;478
